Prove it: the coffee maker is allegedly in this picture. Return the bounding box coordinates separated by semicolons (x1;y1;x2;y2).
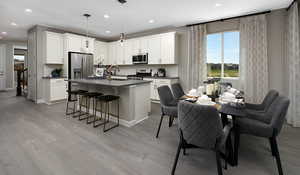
157;68;166;77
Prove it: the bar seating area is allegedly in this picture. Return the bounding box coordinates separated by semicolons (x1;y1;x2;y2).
155;82;290;175
65;89;120;132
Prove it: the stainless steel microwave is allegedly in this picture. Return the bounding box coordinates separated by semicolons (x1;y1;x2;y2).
132;54;148;64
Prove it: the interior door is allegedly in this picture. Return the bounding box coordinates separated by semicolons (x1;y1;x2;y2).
27;31;37;101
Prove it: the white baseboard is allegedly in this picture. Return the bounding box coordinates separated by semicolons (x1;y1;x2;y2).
82;107;148;127
36;99;46;104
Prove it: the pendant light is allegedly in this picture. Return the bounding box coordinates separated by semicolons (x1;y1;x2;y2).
83;13;91;52
120;33;125;46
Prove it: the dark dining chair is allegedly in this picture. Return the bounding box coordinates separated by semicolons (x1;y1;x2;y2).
171;83;185;100
156;85;178;138
235;95;290;175
245;89;279;112
171;101;232;175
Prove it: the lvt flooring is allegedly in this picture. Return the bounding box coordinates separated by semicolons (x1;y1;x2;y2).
0;90;299;175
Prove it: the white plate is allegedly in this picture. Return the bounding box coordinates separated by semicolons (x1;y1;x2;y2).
196;101;216;106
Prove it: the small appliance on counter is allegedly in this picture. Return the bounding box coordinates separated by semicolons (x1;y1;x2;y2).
157;68;166;77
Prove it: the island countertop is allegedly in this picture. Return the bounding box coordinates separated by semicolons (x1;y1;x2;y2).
67;78;152;87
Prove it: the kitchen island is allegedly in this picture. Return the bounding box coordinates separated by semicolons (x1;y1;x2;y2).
68;78;152;127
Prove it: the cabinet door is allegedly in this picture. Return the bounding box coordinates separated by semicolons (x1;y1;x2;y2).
140;37;149;54
45;32;63;64
50;79;67;101
132;39;140;55
124;40;133;65
68;35;82;52
116;43;125;65
108;43;117;65
148;35;161;64
144;78;157;100
0;45;5;74
161;32;175;64
94;41;108;65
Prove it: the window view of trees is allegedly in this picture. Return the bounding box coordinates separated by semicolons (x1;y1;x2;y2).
207;31;239;78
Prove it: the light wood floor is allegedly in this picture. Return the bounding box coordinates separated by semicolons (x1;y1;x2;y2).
0;90;299;175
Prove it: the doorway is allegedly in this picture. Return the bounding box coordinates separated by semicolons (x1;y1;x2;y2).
14;48;28;96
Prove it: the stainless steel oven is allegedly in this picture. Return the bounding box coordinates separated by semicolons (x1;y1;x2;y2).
132;54;148;64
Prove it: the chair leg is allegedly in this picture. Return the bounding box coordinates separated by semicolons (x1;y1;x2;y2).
171;139;182;175
270;137;283;175
216;151;223;175
169;116;174;127
156;114;164;138
269;138;276;156
233;127;240;166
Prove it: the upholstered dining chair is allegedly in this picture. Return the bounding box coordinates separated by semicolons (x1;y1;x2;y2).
235;95;290;175
245;89;279;112
171;83;185;100
156;85;178;138
171;101;232;175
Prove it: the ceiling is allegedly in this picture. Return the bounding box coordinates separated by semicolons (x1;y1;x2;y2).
0;0;292;41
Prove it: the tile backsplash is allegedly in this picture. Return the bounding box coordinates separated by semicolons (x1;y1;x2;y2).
116;65;178;77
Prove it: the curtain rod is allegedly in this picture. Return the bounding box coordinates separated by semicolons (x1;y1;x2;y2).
287;0;297;11
186;10;271;27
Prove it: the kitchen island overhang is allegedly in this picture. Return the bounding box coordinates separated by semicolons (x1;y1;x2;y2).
68;79;152;127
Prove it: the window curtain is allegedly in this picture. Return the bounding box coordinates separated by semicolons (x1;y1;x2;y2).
286;2;300;127
239;15;269;103
180;25;207;90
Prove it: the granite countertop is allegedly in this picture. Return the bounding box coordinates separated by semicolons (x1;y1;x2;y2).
68;78;152;87
42;76;67;79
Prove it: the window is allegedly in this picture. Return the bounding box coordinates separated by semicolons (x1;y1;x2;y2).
206;31;240;78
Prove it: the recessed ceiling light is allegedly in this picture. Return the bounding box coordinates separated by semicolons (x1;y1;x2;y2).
25;8;32;13
215;3;222;7
105;30;111;34
104;14;110;19
11;22;17;26
149;19;155;23
1;32;7;35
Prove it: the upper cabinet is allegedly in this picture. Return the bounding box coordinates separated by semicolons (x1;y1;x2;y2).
94;40;108;65
148;34;161;64
44;31;64;64
64;33;95;54
160;32;177;64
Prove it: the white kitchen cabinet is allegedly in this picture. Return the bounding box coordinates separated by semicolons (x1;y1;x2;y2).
94;40;108;65
123;40;133;65
132;39;140;56
148;35;161;64
140;37;149;54
116;43;125;65
108;42;117;65
160;32;177;64
44;78;67;103
44;31;64;64
143;78;178;101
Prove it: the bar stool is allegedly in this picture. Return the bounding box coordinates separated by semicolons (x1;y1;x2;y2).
66;89;87;116
94;95;120;132
78;92;103;122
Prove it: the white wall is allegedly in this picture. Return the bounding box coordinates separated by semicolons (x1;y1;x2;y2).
0;41;27;89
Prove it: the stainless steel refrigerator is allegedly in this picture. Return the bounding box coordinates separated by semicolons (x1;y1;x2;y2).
68;52;93;91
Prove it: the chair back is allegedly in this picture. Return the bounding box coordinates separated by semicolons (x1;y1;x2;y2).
157;86;176;106
269;96;290;136
178;101;223;149
171;83;185;99
261;90;279;111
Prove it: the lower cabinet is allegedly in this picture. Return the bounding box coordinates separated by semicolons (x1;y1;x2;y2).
143;78;178;101
44;79;67;103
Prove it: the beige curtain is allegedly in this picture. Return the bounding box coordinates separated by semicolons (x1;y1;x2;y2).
180;24;207;90
239;15;268;103
286;2;300;127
